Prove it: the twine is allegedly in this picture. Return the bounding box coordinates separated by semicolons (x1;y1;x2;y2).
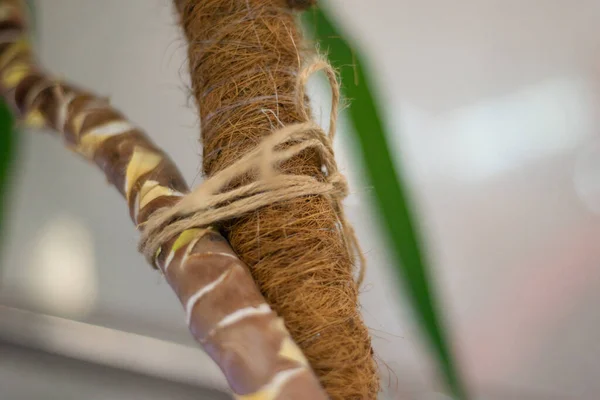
139;58;366;285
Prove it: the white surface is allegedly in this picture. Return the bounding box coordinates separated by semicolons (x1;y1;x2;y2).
1;1;600;398
0;338;229;400
0;306;227;391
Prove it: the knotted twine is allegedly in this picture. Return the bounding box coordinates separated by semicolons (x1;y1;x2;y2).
139;58;366;285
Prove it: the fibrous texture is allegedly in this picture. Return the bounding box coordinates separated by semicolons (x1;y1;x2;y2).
175;0;379;398
0;1;328;398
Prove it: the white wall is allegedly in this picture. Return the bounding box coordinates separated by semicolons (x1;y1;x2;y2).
2;1;600;398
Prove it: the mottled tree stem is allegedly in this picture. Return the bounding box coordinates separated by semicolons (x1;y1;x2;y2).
0;1;327;398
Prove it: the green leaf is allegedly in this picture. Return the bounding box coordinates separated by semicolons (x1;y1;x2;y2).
303;7;469;399
0;100;15;256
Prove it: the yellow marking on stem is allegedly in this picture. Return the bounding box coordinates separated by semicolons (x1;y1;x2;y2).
133;180;182;224
153;247;162;268
0;5;10;21
125;147;162;200
78;121;136;158
138;180;180;210
0;3;17;22
171;229;204;254
0;37;29;70
24;109;45;128
56;91;76;131
77;134;111;159
272;319;308;366
2;62;29;88
162;228;204;271
234;369;304;400
235;391;273;400
72;112;86;136
71;99;109;136
235;388;277;400
278;337;308;367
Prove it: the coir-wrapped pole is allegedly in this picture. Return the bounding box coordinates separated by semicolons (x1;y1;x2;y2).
175;0;379;398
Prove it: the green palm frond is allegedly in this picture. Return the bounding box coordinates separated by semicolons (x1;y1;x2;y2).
303;7;469;399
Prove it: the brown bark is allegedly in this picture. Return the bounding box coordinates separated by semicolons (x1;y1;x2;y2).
0;1;327;398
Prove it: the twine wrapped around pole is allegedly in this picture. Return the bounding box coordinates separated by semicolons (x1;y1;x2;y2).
174;1;380;398
140;60;365;286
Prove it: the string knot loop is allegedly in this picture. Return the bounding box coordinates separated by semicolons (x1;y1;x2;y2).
138;58;365;284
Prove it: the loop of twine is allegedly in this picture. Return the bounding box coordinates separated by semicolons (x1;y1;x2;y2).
139;57;366;285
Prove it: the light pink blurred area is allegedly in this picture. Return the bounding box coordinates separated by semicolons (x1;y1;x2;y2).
333;0;600;398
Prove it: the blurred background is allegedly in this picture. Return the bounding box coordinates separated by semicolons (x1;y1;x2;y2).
2;0;600;399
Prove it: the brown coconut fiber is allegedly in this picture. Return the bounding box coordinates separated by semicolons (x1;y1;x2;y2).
174;0;380;398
